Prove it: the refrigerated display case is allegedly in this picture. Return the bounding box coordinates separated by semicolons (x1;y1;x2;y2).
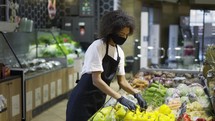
35;29;83;66
1;30;81;121
2;30;64;76
2;29;83;76
0;31;22;121
0;32;21;69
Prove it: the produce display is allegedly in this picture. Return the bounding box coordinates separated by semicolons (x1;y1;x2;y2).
130;78;149;91
90;104;176;121
12;58;62;74
203;45;215;104
142;82;167;107
89;70;215;121
29;32;83;65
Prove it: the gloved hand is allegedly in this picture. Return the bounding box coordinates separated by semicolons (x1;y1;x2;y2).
117;96;136;110
134;93;147;109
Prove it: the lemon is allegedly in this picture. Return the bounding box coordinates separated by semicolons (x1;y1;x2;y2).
115;106;126;118
158;104;171;115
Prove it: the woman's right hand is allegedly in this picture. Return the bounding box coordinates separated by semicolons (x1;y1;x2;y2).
117;96;136;110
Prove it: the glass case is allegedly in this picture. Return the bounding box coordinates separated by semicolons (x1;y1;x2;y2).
35;29;83;66
141;45;202;71
0;31;21;68
1;29;82;75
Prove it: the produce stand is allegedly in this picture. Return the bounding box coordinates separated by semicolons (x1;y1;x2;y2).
89;67;215;121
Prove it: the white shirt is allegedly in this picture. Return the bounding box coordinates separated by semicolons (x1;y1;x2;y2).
81;39;125;76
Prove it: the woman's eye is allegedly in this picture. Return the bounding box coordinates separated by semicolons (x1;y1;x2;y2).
119;33;126;37
119;34;128;38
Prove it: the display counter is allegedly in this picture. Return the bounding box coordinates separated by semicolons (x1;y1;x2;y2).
89;67;215;121
0;31;81;121
25;66;77;121
0;76;22;121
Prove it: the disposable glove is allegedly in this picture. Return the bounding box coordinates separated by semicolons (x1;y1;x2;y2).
134;93;147;109
117;96;136;110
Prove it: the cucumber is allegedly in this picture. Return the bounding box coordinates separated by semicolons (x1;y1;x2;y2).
150;83;159;88
145;92;154;97
147;87;158;92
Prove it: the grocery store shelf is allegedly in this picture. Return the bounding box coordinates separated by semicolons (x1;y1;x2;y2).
140;68;202;74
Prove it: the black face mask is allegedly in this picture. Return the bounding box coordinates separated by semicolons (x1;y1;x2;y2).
110;34;127;45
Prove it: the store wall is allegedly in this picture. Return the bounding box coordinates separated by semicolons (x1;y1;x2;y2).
120;1;191;66
0;0;6;21
121;0;142;57
160;3;190;63
18;0;78;28
125;1;191;65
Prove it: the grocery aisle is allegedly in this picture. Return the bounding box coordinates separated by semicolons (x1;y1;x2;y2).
31;79;121;121
31;100;67;121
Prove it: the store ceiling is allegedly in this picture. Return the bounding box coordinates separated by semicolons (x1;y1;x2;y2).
143;0;215;9
155;0;215;4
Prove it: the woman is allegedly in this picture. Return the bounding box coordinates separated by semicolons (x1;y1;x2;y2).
66;10;147;121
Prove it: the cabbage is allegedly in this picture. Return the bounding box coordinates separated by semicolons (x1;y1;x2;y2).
197;96;210;108
190;86;205;96
166;88;175;97
166;88;180;97
177;83;190;96
180;96;190;103
187;92;197;102
172;93;180;98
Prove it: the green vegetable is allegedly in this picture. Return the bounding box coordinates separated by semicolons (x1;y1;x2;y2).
197;96;210;108
166;88;176;97
157;90;166;96
151;83;159;88
147;87;158;92
190;86;205;96
180;96;190;103
177;83;190;96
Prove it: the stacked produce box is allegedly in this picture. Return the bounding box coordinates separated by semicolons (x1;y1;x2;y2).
89;70;215;121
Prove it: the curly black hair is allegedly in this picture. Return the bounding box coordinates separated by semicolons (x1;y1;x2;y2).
99;10;135;43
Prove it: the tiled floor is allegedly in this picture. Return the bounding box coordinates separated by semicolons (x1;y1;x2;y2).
31;99;67;121
31;79;121;121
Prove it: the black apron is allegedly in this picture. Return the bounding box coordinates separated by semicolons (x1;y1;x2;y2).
66;43;120;121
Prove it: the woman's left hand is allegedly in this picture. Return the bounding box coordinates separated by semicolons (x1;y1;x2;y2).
133;93;147;109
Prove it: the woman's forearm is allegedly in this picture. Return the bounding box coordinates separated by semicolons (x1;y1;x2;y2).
117;75;139;94
92;73;121;99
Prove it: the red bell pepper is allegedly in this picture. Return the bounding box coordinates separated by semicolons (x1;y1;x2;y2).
196;118;206;121
177;113;191;121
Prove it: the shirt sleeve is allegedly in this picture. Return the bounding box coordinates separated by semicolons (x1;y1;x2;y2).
117;47;125;75
81;41;104;74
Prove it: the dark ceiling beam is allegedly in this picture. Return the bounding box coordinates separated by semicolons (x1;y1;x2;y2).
142;0;215;10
